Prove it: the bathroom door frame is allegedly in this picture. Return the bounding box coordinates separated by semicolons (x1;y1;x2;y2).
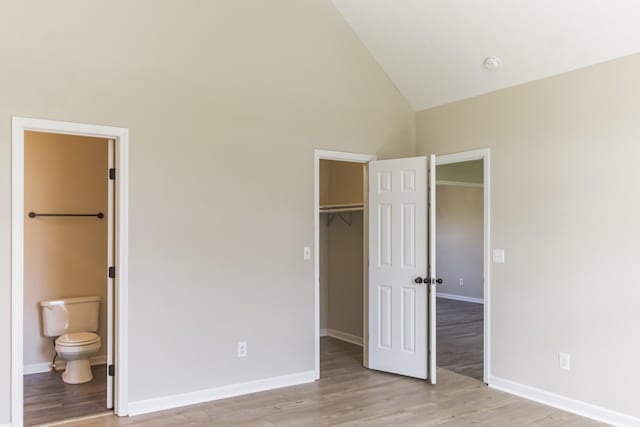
11;117;130;426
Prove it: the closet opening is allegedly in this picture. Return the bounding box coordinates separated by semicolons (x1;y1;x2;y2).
314;150;375;378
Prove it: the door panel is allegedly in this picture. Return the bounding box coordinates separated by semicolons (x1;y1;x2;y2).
368;157;427;379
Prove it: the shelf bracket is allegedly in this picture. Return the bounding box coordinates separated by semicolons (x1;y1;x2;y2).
327;212;353;227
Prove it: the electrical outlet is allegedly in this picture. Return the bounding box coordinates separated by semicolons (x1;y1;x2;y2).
238;341;247;358
493;249;505;263
558;352;570;371
459;278;464;286
303;246;311;260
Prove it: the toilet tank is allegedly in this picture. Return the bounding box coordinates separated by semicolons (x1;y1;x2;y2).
40;296;100;337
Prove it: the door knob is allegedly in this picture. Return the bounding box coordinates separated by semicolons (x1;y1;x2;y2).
414;277;423;284
436;278;443;284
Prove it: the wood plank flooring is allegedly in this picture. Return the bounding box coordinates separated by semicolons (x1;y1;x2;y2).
24;364;110;426
63;338;603;427
436;297;484;381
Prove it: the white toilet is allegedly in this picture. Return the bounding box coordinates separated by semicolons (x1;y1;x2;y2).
40;296;101;384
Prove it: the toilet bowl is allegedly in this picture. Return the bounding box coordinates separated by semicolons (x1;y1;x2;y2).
40;296;102;385
55;332;102;384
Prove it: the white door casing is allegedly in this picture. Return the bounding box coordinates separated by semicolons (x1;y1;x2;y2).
11;117;130;426
428;154;437;384
368;157;428;379
106;140;115;409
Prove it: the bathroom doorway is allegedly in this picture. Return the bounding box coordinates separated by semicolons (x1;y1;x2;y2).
11;118;130;427
23;131;112;425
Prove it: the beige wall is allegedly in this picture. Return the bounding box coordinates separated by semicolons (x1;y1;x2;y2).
320;160;364;338
24;132;109;369
436;159;483;184
417;54;640;418
0;1;414;420
320;160;364;206
319;220;329;330
324;212;363;338
435;184;483;300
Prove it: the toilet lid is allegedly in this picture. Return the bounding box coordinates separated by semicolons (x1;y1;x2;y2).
56;332;100;346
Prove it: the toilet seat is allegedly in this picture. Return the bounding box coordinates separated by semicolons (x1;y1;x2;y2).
56;332;100;346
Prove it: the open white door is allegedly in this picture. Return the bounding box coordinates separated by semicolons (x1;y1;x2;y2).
368;157;428;379
106;140;115;409
427;154;437;384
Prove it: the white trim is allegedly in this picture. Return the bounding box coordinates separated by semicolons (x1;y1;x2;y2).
24;355;108;375
489;376;640;427
11;117;130;426
0;424;11;427
106;139;115;410
435;148;491;385
11;119;25;427
313;150;376;380
435;180;483;188
436;292;484;304
128;370;316;416
319;328;328;337
324;329;363;346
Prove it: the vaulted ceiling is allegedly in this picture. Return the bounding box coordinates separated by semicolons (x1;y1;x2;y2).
333;0;640;111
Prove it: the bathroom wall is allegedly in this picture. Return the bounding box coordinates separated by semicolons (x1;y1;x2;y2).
24;131;109;371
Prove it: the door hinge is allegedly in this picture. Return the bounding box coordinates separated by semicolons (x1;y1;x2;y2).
109;168;116;180
108;266;116;279
108;364;115;377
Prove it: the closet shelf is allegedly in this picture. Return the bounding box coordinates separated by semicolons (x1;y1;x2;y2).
320;204;363;227
319;203;364;213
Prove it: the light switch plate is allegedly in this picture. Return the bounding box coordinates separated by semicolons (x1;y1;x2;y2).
303;246;311;260
493;249;505;263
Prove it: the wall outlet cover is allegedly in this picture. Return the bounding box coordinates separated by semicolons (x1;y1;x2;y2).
559;352;570;371
238;341;247;358
492;249;505;263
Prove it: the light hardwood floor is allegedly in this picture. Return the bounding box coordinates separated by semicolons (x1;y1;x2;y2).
437;297;484;381
61;337;604;427
24;364;109;426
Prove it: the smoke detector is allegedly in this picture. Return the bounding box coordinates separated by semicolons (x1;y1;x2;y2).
483;56;502;71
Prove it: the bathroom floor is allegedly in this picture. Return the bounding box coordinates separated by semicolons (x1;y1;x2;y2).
24;364;110;426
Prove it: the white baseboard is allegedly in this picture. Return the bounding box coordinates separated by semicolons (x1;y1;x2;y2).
489;376;640;427
320;328;328;337
436;292;484;304
128;370;316;416
324;328;363;347
24;355;107;375
0;423;11;427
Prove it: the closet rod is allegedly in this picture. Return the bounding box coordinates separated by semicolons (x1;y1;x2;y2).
28;212;104;219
